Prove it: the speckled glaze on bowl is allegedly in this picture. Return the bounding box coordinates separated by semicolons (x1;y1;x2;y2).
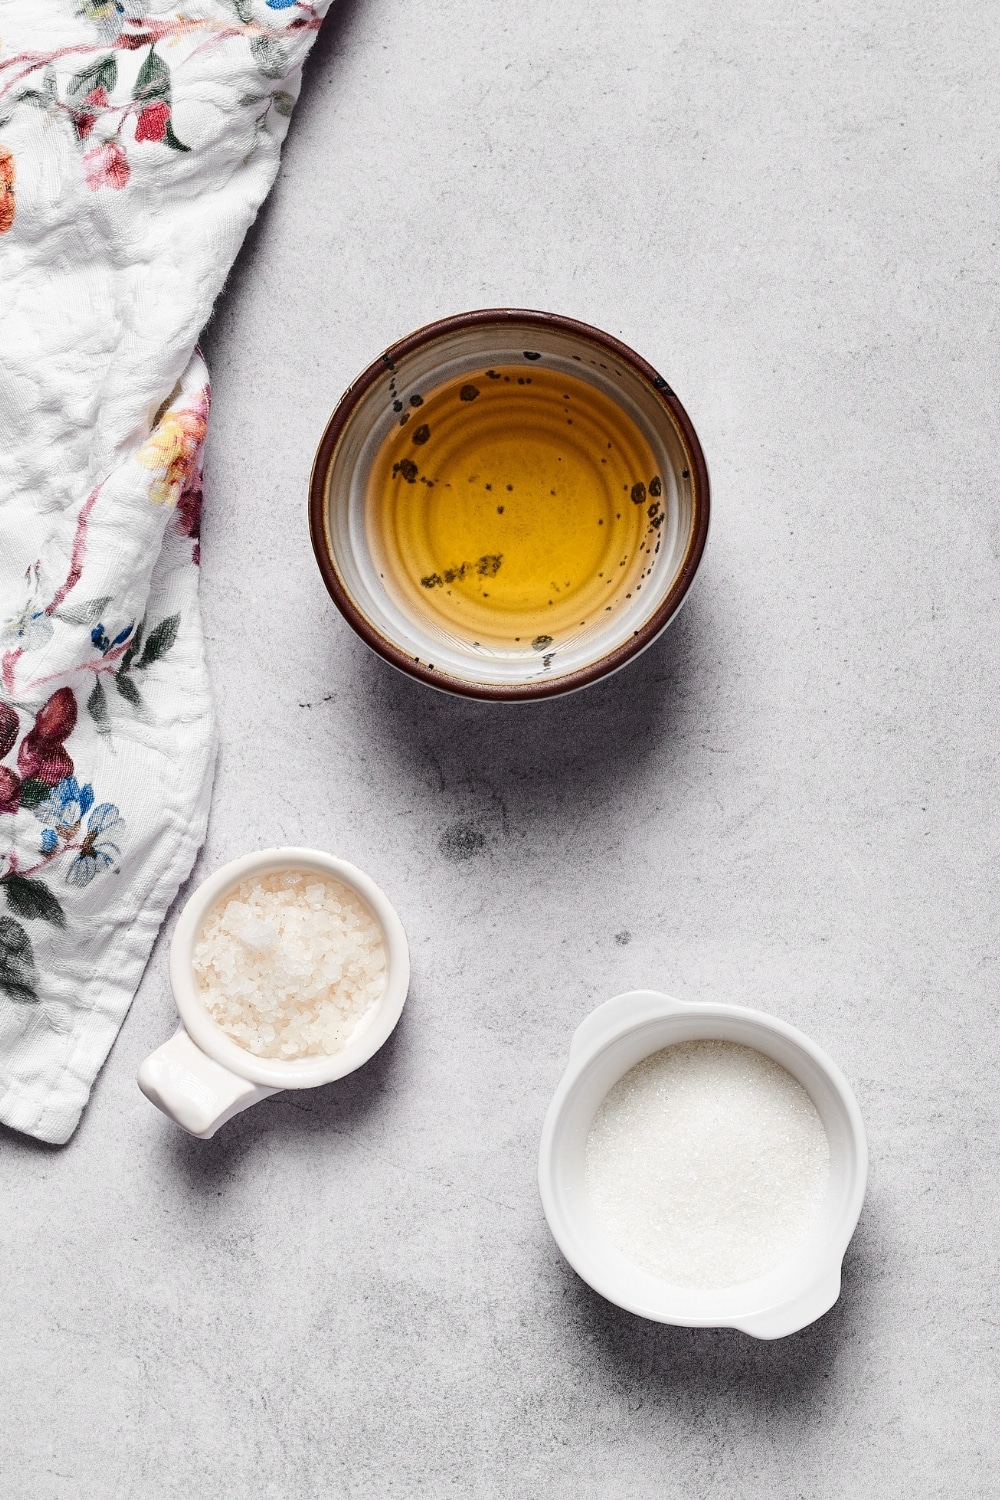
309;309;710;701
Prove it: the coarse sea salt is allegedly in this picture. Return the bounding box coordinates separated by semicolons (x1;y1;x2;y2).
585;1040;830;1289
192;869;387;1060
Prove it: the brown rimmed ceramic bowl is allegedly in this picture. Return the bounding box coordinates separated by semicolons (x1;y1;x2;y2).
309;309;709;701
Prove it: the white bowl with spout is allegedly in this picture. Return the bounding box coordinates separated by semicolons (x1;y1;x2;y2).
138;847;409;1138
538;990;867;1339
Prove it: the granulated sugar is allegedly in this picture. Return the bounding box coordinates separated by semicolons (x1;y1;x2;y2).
585;1041;830;1288
193;870;386;1059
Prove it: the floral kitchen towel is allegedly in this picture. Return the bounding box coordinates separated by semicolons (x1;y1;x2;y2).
0;1;331;1143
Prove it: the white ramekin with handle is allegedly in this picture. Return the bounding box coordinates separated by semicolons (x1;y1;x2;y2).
138;847;409;1139
538;990;867;1339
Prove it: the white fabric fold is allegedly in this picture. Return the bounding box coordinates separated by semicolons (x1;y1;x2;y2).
0;0;331;1142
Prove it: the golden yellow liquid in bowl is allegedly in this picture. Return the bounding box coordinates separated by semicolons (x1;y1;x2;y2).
365;366;667;652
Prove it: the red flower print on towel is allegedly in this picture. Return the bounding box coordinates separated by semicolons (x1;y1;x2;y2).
0;767;20;816
17;687;77;787
75;86;109;142
0;702;17;762
135;101;170;144
0;701;20;812
176;474;203;564
83;141;130;192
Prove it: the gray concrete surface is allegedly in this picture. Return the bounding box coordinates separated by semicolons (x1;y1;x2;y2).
3;0;999;1494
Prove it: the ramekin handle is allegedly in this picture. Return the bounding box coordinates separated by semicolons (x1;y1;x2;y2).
569;990;691;1061
732;1268;843;1340
137;1027;278;1139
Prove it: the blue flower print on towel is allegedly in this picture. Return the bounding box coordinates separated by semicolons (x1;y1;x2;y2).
66;802;124;888
34;776;95;850
266;1;301;8
2;565;54;652
90;621;134;656
2;607;53;653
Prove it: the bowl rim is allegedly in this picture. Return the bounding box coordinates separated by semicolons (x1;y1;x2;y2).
308;307;711;701
537;990;869;1336
168;846;410;1089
